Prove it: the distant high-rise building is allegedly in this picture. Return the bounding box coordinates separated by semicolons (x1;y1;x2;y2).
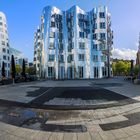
136;33;140;66
10;48;28;67
0;12;10;78
34;5;113;79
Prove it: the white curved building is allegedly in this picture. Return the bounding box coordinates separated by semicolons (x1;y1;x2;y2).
34;5;113;79
0;12;10;78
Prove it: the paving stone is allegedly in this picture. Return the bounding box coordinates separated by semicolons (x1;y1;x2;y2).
89;132;102;140
111;129;128;139
99;131;116;140
63;133;77;140
33;131;51;140
13;127;39;139
77;132;91;140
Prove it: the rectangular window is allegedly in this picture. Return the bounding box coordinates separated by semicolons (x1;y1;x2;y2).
94;67;99;78
102;67;107;77
67;54;74;62
48;67;54;77
93;23;97;29
79;42;85;49
100;22;106;29
93;55;98;62
49;42;55;49
79;32;84;38
100;33;106;40
78;66;83;78
48;54;55;61
2;48;6;53
79;54;84;61
100;44;106;50
51;22;55;27
101;55;106;62
49;32;55;38
99;12;105;18
1;41;5;45
3;55;6;60
93;33;97;40
0;22;3;26
0;17;2;20
59;55;64;62
93;44;98;50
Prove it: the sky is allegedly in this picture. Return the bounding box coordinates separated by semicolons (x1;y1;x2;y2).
0;0;140;61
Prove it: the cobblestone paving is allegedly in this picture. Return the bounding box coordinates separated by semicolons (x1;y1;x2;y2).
0;77;140;139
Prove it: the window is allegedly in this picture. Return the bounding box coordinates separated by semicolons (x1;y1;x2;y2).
100;33;106;40
5;63;7;68
93;44;98;50
102;67;107;77
78;66;84;78
3;55;6;60
1;34;4;39
49;32;55;38
100;44;106;50
51;22;55;27
8;63;10;68
79;32;84;38
48;67;54;77
7;49;9;54
59;55;64;62
0;22;3;26
49;42;55;49
93;33;97;40
94;67;99;78
101;55;106;62
93;23;97;29
99;12;105;18
93;55;98;62
67;54;74;62
1;41;5;45
79;54;84;61
79;42;85;49
100;22;106;29
7;43;9;47
2;48;6;53
48;54;55;61
0;17;2;20
68;42;74;52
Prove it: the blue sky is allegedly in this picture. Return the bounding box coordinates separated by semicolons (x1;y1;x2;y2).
0;0;140;61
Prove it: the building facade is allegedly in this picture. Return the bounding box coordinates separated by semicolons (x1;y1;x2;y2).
34;5;113;79
0;12;10;78
10;47;28;67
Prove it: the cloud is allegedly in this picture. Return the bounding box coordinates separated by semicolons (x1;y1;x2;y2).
112;48;137;60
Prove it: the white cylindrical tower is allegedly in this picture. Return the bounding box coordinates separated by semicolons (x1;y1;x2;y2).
0;12;10;78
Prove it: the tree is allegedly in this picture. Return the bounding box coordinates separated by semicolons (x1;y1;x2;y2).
26;66;36;75
112;60;131;76
134;66;139;76
15;65;22;75
2;61;5;79
11;55;16;84
21;59;26;78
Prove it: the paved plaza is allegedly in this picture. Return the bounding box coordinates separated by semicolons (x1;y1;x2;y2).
0;77;140;139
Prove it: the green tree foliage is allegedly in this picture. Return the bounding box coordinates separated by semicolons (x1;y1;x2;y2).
15;65;22;75
26;66;36;75
112;60;131;76
134;65;139;76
